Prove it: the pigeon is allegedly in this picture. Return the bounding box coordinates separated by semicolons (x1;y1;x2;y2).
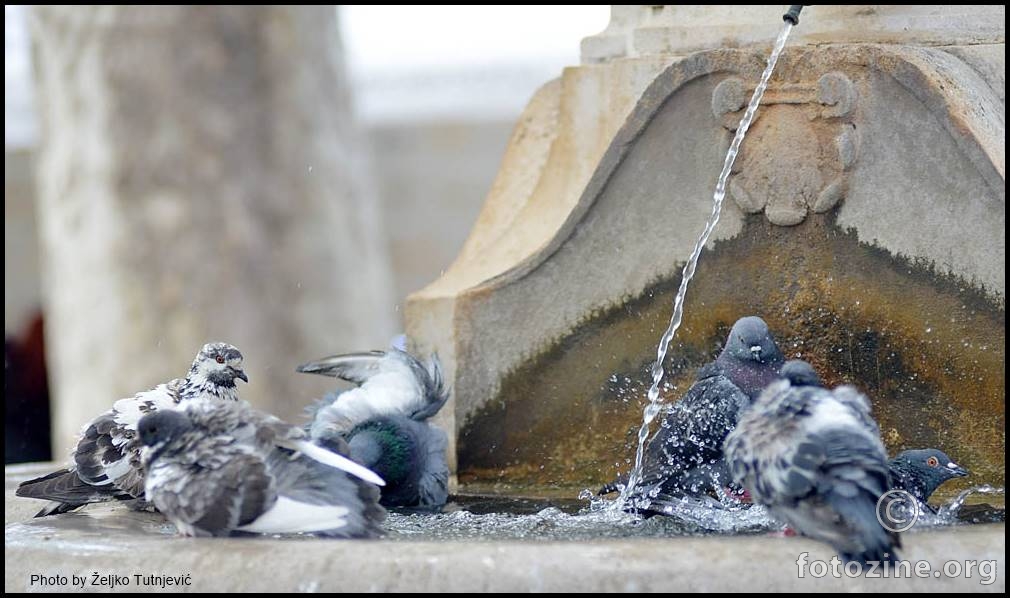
16;342;249;517
610;316;784;510
298;348;450;509
725;360;901;564
889;448;969;511
138;400;386;537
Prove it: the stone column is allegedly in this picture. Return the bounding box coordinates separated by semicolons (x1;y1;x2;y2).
30;6;395;454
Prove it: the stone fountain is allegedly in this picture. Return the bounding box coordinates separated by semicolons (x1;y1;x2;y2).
405;5;1005;494
5;6;1004;592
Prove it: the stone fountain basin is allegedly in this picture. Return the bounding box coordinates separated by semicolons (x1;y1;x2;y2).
5;463;1005;592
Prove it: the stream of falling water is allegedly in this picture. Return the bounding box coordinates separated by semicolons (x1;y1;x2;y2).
618;21;795;507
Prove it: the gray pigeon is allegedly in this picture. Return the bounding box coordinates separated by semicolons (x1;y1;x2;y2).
614;316;784;510
298;348;450;509
138;400;386;537
725;360;901;564
16;342;249;517
889;448;969;511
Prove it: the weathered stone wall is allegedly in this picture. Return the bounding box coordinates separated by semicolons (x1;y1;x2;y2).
406;6;1005;493
31;6;396;454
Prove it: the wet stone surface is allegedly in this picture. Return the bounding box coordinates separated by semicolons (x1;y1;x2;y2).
6;464;1005;592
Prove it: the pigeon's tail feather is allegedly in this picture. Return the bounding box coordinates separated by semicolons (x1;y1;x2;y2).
16;469;130;516
281;438;385;487
826;489;901;565
34;501;85;518
410;353;449;421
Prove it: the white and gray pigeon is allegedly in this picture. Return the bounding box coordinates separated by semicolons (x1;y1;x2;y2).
16;342;249;517
613;316;784;511
725;360;901;564
138;400;386;537
297;348;450;509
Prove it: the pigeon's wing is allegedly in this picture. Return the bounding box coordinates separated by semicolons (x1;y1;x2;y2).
781;426;897;563
15;468;133;515
151;450;276;537
16;379;183;515
72;379;184;496
636;372;749;497
725;381;813;502
727;382;829;502
296;350;387;384
749;427;888;508
184;401;387;489
300;350;449;434
240;446;386;537
787;387;890;509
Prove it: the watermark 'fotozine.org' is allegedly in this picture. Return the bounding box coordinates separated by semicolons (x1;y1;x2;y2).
796;553;998;585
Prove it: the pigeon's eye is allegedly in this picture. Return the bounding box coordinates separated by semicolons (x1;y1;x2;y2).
927;456;939;467
215;355;226;364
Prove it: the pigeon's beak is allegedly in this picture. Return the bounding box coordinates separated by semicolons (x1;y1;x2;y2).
234;369;249;383
749;345;763;361
947;462;969;477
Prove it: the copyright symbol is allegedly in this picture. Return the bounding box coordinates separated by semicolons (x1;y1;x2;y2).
876;489;919;533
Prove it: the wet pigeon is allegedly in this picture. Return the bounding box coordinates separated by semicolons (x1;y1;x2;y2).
16;343;249;517
138;400;386;537
725;360;901;564
298;348;450;509
614;316;784;510
889;448;969;510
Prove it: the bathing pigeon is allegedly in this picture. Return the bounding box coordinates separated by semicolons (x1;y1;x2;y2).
725;360;901;564
16;343;249;517
298;348;450;509
615;316;784;510
889;448;969;510
138;400;386;537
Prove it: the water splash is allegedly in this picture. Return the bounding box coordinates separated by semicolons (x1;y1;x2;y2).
933;485;1005;523
383;495;781;541
619;21;795;507
880;485;1006;530
644;496;776;534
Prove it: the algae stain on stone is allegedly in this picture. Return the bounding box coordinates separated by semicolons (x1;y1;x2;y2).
458;215;1005;493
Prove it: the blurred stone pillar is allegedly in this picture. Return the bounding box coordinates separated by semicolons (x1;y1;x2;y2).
30;6;395;454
